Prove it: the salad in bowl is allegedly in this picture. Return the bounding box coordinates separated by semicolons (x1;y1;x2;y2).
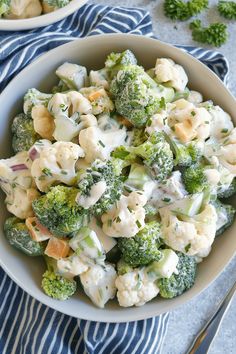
1;49;235;309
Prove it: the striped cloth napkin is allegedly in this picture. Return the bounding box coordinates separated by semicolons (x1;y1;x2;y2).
0;3;230;354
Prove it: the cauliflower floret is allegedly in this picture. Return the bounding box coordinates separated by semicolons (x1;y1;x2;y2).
160;203;217;257
168;99;212;143
31;141;84;192
101;191;147;238
5;0;42;19
80;263;117;308
31;104;55;140
89;70;109;90
145;111;173;136
80;86;114;115
116;268;159;307
0;151;39;219
79;125;127;163
148;171;187;209
48;91;92;141
187;90;203;104
209;106;234;139
57;254;89;279
154;58;188;92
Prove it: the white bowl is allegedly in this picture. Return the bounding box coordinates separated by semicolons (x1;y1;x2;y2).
0;0;87;31
0;34;236;322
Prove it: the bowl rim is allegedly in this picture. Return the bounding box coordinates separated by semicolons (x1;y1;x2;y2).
0;33;236;322
0;0;88;31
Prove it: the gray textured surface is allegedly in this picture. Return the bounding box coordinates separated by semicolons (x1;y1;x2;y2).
93;1;236;353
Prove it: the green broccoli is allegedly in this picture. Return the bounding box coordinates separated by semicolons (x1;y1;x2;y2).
117;221;162;267
4;217;45;256
77;159;123;215
182;164;209;194
32;185;86;237
218;1;236;20
11;113;40;153
189;20;228;47
24;88;52;115
166;136;202;167
110;65;174;127
116;258;134;275
42;257;77;300
164;0;208;21
105;49;138;79
0;0;10;17
157;252;197;298
211;199;236;236
217;178;236;199
131;128;148;147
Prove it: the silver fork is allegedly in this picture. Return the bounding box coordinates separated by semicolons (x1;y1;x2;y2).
186;280;236;354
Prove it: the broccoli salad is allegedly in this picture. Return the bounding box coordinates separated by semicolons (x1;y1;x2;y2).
1;50;236;308
0;0;71;19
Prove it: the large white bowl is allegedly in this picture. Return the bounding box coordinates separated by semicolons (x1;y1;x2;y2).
0;34;236;322
0;0;87;31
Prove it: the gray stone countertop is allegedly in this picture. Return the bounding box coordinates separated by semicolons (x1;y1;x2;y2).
94;1;236;353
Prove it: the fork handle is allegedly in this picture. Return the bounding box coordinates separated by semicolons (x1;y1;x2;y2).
186;280;236;354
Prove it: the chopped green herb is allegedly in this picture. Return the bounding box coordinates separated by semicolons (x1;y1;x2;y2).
162;197;171;203
98;140;105;148
221;128;228;133
185;243;191;253
191;111;196;116
61;170;68;175
42;168;52;177
136;220;142;228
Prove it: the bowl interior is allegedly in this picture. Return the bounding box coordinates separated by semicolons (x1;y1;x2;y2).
0;34;236;322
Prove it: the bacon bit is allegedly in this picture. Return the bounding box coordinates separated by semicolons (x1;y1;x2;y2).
26;217;52;242
116;115;133;128
88;90;103;101
44;237;70;260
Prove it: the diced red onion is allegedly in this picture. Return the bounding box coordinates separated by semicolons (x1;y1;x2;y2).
29;147;40;161
11;164;28;172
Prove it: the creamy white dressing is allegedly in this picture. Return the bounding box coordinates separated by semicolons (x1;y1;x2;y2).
76;180;107;209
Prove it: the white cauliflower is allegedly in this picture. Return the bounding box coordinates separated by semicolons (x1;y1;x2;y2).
55;62;88;90
187;90;203;104
208;105;234;139
80;263;117;308
5;0;42;19
145;111;172;136
80;86;114;115
48;91;92;141
89;69;109;90
31;104;55;140
57;254;89;279
160;202;217;257
79;125;127;163
101;191;147;238
168;99;212;143
147;171;187;209
0;151;39;219
116;268;159;307
154;58;188;91
31;141;84;192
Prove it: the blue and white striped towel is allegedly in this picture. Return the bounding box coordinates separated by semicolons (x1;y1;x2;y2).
0;3;230;354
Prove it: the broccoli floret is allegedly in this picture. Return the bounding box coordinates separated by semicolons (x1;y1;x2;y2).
32;186;86;237
117;221;162;267
11;113;40;153
4;217;45;256
164;0;208;21
182;164;209;194
218;1;236;20
77;159;123;215
113;132;174;182
166;136;202;167
218;178;236;199
190;20;228;47
133;132;174;181
42;257;77;300
105;50;137;79
116;258;134;275
157;252;197;298
110;65;173;127
24;88;52;115
0;0;10;17
211;199;236;236
132;128;148;147
43;0;70;8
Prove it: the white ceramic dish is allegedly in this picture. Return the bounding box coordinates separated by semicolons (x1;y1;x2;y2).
0;34;236;322
0;0;87;31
